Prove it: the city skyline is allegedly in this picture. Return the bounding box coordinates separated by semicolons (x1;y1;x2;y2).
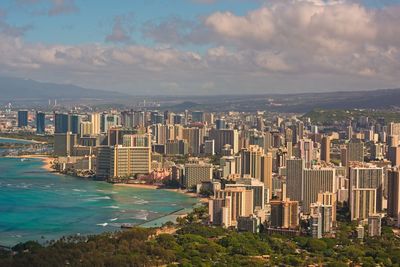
0;0;400;95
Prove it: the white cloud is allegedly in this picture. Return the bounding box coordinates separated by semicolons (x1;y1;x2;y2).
1;0;400;94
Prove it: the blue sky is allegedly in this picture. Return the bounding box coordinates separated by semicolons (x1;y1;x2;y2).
3;0;398;45
2;0;262;45
0;0;399;95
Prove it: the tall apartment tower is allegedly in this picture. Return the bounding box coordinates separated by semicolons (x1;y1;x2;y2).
36;112;45;134
240;145;264;179
346;139;364;165
54;113;69;134
261;152;273;198
17;110;28;128
90;113;101;135
388;146;400;167
211;187;254;227
182;127;203;156
302;167;336;213
210;129;239;155
286;158;305;202
320;136;331;163
388;169;400;226
350;188;377;220
349;164;383;213
270;185;299;229
183;162;213;188
389;122;400;142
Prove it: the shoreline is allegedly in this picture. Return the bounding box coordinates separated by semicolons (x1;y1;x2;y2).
5;155;55;172
114;183;209;203
0;136;41;144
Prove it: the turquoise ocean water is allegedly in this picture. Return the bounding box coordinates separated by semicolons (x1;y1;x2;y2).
0;139;197;246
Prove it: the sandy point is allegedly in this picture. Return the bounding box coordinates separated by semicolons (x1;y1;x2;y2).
12;155;55;172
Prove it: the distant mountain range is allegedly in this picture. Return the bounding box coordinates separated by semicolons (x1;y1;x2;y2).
0;76;130;101
1;76;399;113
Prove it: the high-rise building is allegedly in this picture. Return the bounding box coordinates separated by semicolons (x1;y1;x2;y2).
123;134;151;148
302;167;336;213
182;127;203;155
286;158;304;202
183;162;213;188
90;113;101;135
211;187;254;227
389;123;400;142
269;183;299;229
210;128;239;155
133;111;145;127
388;146;400;166
350;188;377;220
173;114;183;125
321;136;330;163
69;114;81;135
261;152;273;198
166;139;188;155
388;169;400;226
240;145;264;179
54;132;78;156
349;163;383;213
317;192;337;222
226;178;265;210
204;139;215;155
371;143;385;160
388;135;399;147
110;146;151;179
80;121;93;137
101;113;120;133
220;156;236;178
310;203;333;237
346;139;364;165
54;113;69;134
17;110;28;128
191;111;204;123
108;127;136;146
299;139;314;165
36;111;45;134
96;146;112;180
216;118;226;130
204;112;214;125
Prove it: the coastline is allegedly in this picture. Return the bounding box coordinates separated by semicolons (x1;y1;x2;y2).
114;183;160;190
0;136;41;144
114;183;209;203
5;155;54;172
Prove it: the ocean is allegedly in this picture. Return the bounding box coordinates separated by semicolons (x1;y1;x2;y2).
0;140;197;246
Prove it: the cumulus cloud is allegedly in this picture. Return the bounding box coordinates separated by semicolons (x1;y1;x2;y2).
1;0;400;94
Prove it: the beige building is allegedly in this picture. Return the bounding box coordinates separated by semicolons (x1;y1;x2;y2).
96;145;151;181
321;136;330;163
54;132;78;157
350;187;377;220
303;167;336;213
80;121;93;137
90;112;101;135
349;163;383;212
210;128;239;154
317;192;337;222
210;187;254;227
183;162;213;188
